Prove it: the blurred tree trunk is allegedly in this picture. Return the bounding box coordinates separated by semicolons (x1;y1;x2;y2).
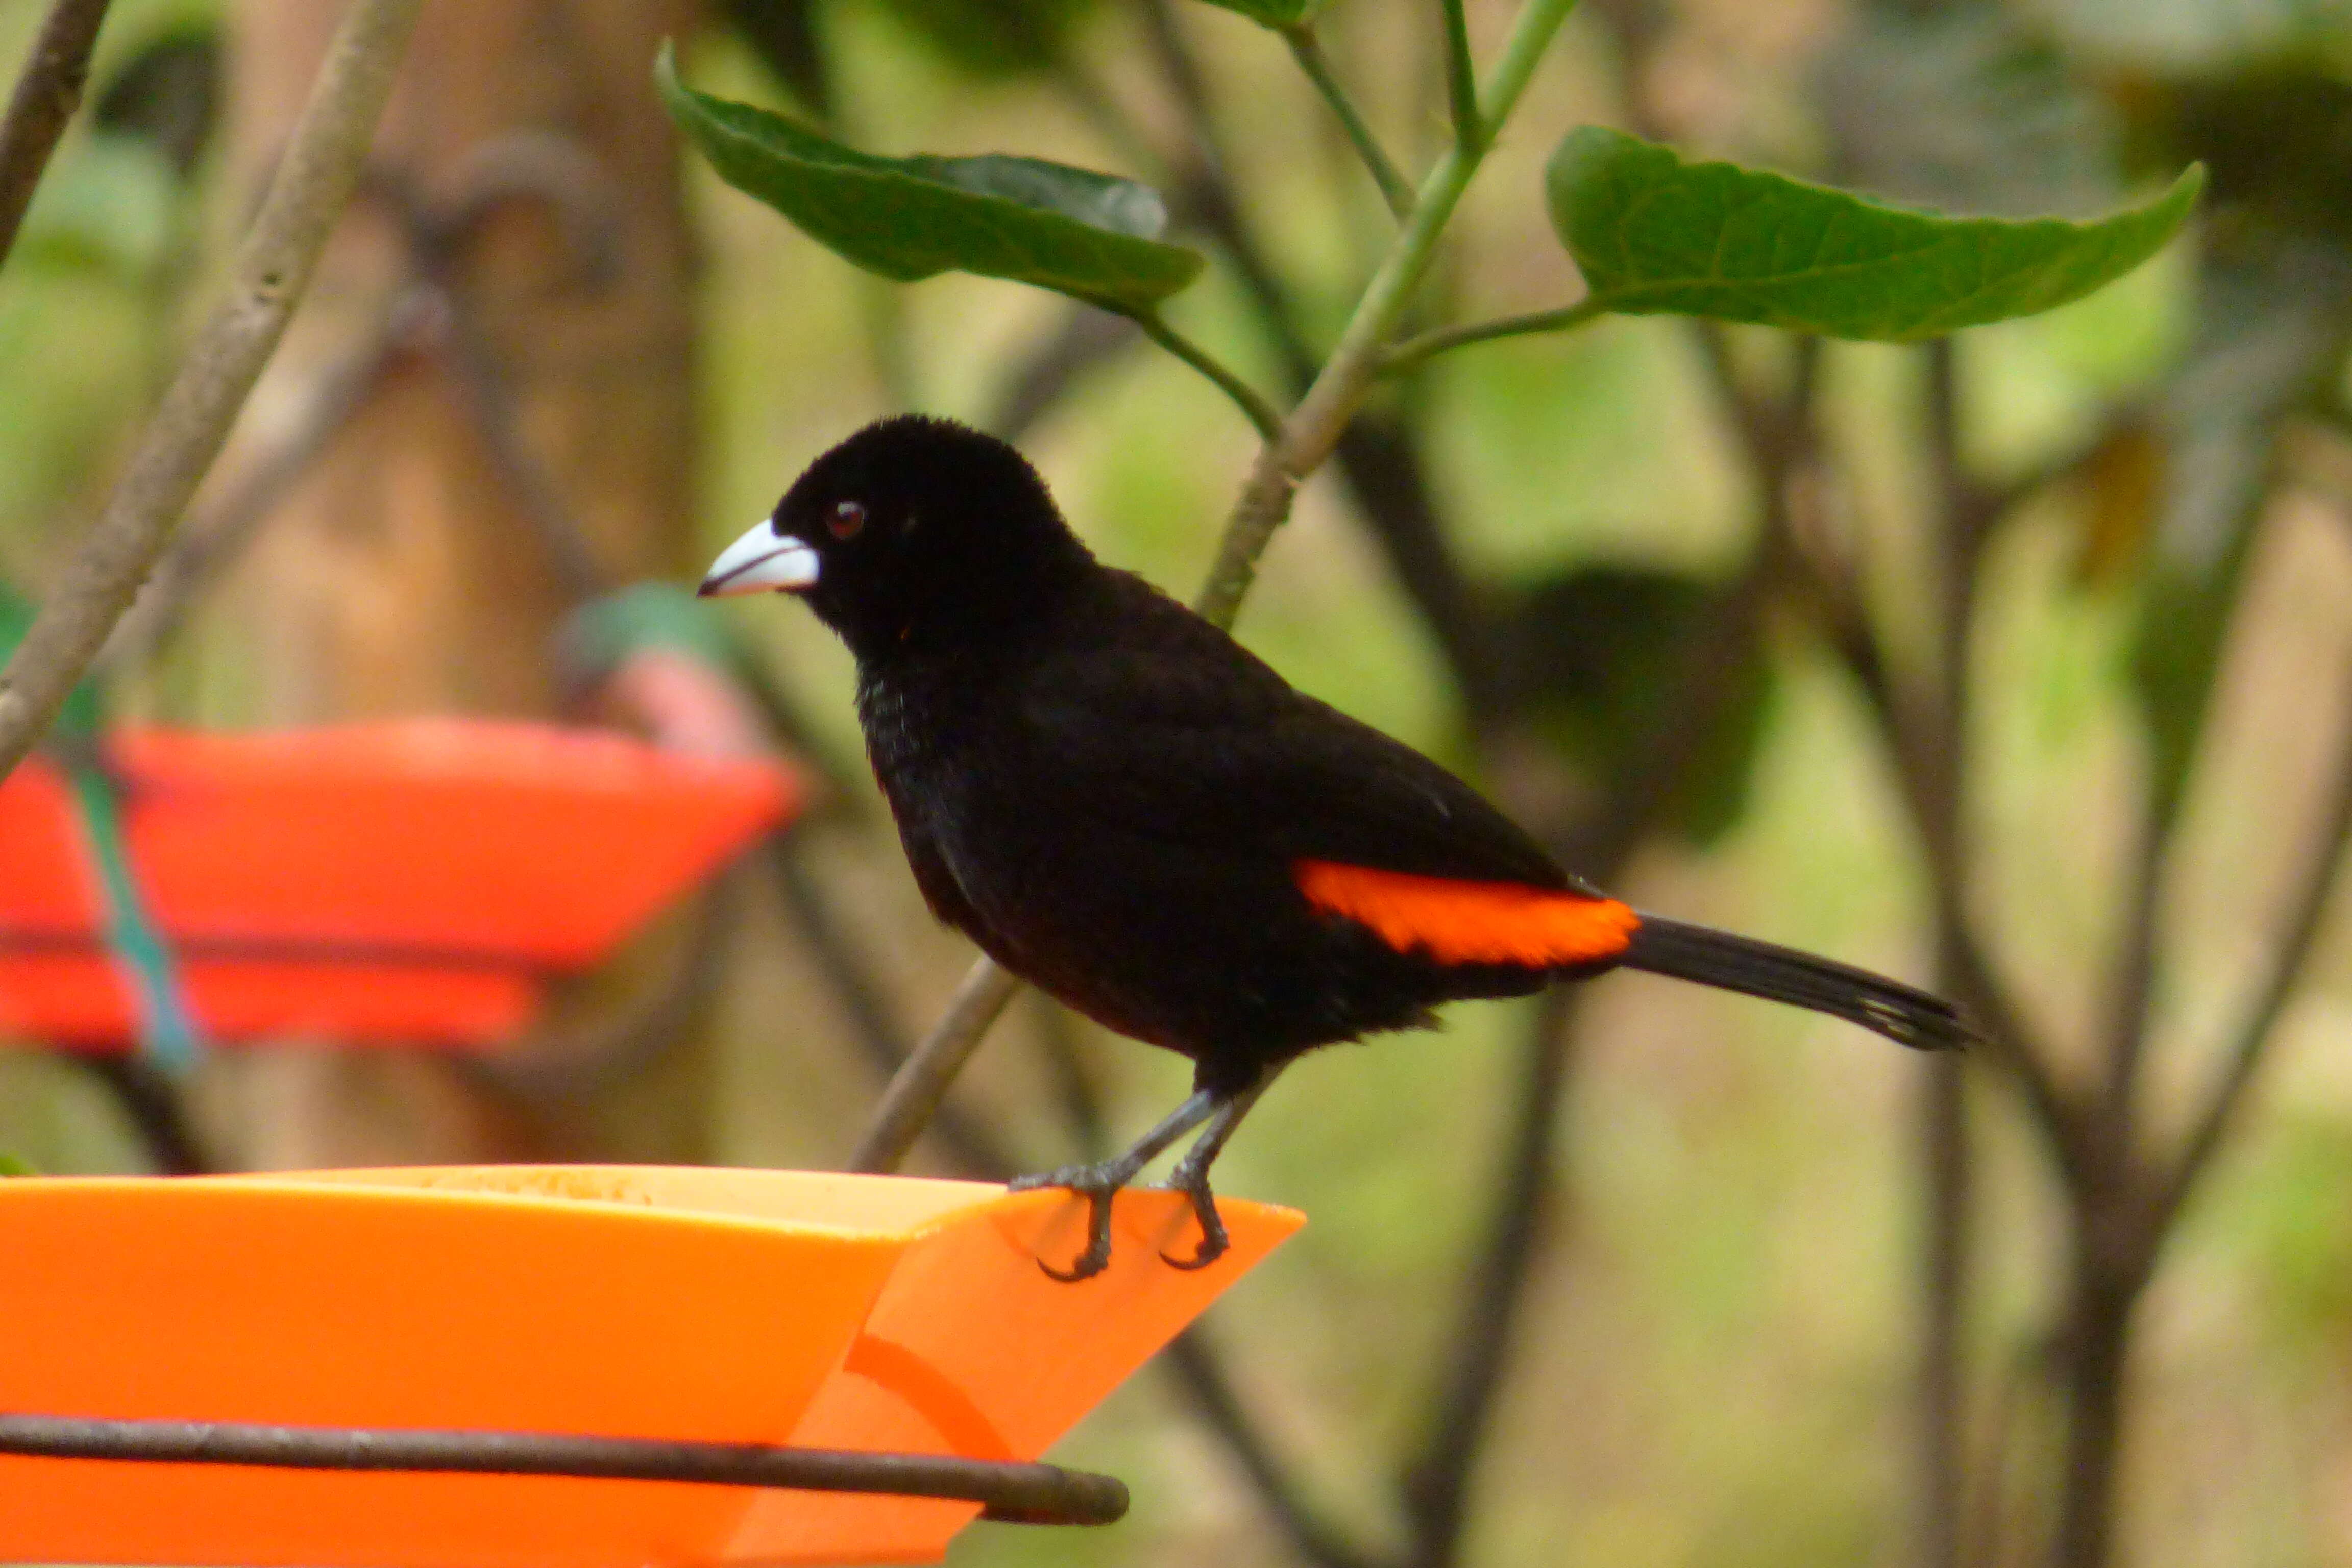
191;0;704;1169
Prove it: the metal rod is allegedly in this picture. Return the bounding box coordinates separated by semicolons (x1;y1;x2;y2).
0;1412;1128;1527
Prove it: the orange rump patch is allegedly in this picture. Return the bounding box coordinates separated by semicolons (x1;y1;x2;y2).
1294;860;1640;967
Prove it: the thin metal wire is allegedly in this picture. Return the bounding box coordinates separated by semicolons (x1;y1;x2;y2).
0;1412;1128;1527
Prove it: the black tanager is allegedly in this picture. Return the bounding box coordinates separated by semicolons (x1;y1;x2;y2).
703;416;1971;1280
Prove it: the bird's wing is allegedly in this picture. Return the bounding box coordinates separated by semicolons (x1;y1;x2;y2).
1017;578;1573;893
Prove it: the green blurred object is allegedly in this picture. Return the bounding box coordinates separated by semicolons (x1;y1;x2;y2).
1511;565;1775;847
1183;0;1338;28
868;0;1100;77
94;26;222;178
564;583;740;682
10;131;182;281
0;588;203;1070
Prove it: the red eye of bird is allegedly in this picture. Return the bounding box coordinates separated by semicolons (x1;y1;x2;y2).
828;500;866;540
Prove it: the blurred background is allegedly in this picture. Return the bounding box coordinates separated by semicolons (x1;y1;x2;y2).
4;0;2351;1564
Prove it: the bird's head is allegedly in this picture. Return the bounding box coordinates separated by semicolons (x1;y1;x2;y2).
699;415;1093;662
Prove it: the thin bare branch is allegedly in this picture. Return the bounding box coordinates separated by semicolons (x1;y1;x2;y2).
102;303;408;672
2157;658;2352;1228
848;958;1023;1174
1401;987;1578;1568
770;837;1019;1179
1919;1056;1970;1568
1029;996;1114;1162
1690;326;2088;1186
1812;572;2094;1188
0;0;427;779
82;1055;208;1173
1161;1331;1388;1568
2098;806;2167;1133
0;0;114;269
1402;516;1771;1564
1919;336;1982;1568
990;307;1142;444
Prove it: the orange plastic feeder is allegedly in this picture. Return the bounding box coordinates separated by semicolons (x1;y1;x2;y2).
0;1166;1302;1566
0;721;799;1047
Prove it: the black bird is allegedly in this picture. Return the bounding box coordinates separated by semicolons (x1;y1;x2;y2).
703;416;1970;1280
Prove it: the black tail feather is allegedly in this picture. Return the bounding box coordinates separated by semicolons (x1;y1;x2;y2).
1616;914;1974;1051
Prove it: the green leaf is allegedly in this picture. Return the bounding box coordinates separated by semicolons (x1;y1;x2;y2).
656;42;1202;311
0;1151;40;1177
1186;0;1336;26
1546;126;2203;341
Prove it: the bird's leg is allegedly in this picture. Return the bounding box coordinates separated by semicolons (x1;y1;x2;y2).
1009;1088;1222;1282
1155;1072;1276;1272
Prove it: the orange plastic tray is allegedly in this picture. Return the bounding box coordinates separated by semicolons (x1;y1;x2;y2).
0;722;799;1046
0;1166;1302;1566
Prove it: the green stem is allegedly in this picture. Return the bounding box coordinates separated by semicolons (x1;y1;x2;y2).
1195;0;1582;627
1442;0;1484;153
1282;27;1415;223
1379;296;1607;376
1128;309;1285;442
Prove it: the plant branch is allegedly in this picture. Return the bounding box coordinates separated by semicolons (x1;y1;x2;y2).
2155;655;2352;1229
1696;325;2088;1187
1440;0;1485;153
1161;1331;1386;1568
0;0;426;781
1133;1;1514;714
1281;26;1415;222
847;958;1023;1174
1403;493;1775;1565
767;835;1018;1179
82;1055;208;1173
1127;306;1285;440
1918;336;1990;1568
1807;558;2093;1188
1401;985;1577;1568
1194;0;1583;626
0;0;114;271
101;301;409;672
991;306;1143;443
1378;298;1606;376
2097;803;2167;1143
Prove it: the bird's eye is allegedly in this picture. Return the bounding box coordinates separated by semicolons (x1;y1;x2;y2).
828;500;866;540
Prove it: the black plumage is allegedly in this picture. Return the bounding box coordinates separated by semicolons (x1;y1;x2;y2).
704;415;1970;1279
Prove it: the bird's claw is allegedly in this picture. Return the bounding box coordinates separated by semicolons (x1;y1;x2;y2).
1155;1173;1230;1271
1009;1161;1135;1282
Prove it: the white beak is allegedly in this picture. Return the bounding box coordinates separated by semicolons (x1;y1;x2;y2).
699;521;820;597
